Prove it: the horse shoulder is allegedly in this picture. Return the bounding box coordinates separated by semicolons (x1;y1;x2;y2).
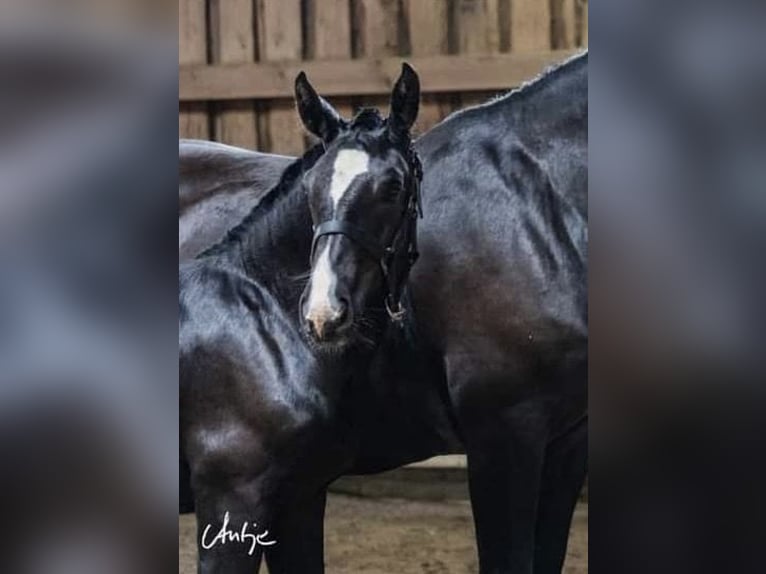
179;262;334;475
413;136;586;380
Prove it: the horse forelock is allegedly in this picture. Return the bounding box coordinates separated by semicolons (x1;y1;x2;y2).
349;108;385;131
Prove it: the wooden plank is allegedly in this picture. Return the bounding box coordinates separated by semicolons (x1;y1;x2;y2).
577;0;588;46
305;0;354;126
179;51;580;101
510;0;552;52
552;0;577;49
453;0;501;109
453;0;500;55
352;0;401;58
352;0;401;119
404;0;451;135
406;0;448;56
306;0;352;60
179;0;208;139
257;0;305;155
211;0;257;149
498;0;512;52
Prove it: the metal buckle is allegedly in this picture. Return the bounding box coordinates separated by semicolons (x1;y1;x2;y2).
385;297;406;323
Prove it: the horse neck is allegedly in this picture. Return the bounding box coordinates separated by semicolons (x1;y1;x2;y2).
196;148;317;313
234;181;313;309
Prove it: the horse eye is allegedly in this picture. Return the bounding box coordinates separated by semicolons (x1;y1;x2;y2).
382;183;402;201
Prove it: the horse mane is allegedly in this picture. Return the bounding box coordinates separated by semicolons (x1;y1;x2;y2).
198;143;325;258
500;49;587;101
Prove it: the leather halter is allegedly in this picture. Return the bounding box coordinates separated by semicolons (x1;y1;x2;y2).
309;150;423;322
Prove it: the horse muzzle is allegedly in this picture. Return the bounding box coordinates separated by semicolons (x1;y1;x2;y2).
305;301;352;342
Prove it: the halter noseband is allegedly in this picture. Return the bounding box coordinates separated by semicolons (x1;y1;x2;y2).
309;150;423;323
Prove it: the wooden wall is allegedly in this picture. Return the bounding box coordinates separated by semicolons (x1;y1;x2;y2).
179;0;588;154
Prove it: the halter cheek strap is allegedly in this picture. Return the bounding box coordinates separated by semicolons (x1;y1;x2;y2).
382;200;419;321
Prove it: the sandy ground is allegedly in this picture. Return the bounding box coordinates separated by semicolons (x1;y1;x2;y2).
179;494;587;573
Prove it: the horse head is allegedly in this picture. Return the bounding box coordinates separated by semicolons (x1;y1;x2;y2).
296;64;422;352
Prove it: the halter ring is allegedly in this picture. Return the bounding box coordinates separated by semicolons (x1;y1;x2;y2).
385;296;407;323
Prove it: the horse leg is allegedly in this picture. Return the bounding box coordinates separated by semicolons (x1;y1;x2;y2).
533;416;587;574
193;476;272;574
461;402;548;574
263;488;327;574
180;455;195;513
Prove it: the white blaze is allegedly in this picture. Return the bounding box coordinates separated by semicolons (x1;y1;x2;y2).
306;245;335;319
307;149;369;321
329;149;369;213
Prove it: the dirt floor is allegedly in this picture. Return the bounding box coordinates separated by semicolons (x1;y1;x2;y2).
179;494;587;573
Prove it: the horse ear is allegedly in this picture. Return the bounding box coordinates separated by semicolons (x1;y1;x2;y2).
294;71;343;143
389;63;420;134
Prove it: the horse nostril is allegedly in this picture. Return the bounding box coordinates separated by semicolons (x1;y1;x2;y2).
306;300;351;341
335;299;350;324
306;319;318;338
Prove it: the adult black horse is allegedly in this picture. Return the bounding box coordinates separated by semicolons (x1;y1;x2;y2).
180;53;587;574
